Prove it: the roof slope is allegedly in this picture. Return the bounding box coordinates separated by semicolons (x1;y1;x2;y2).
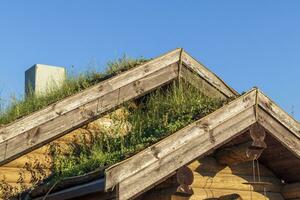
28;88;300;200
104;88;300;199
0;48;238;166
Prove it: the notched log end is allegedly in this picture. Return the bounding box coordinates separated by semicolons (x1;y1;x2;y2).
176;166;194;196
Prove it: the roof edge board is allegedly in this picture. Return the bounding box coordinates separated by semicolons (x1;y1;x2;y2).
0;48;181;143
257;90;300;139
104;88;300;199
257;107;300;158
0;52;181;166
104;89;257;193
181;50;239;98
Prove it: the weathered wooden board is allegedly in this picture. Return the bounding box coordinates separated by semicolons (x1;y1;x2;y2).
257;107;300;158
117;107;256;199
180;66;226;99
0;63;179;165
104;90;257;199
0;49;181;143
0;48;240;167
258;90;300;139
181;50;238;98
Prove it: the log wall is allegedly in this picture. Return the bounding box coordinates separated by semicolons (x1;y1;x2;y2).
0;108;128;199
141;156;285;200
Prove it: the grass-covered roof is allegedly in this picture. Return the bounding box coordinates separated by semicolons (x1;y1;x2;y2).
0;57;148;125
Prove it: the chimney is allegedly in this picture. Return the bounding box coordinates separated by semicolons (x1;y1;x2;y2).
25;64;66;96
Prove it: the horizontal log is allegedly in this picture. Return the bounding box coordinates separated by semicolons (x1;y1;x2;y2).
215;141;264;166
2;153;52;169
191;173;282;193
187;157;276;177
141;186;283;200
177;188;284;200
282;182;300;199
0;167;51;183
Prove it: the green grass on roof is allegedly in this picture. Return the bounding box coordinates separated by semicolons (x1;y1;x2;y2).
0;56;148;125
51;82;226;182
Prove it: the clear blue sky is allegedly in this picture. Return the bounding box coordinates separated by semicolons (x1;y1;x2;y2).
0;1;299;120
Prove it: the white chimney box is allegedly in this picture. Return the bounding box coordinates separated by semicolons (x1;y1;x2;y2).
25;64;66;96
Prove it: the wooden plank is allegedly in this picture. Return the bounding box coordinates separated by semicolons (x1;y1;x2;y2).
258;90;300;139
105;89;256;191
0;48;181;144
0;63;179;165
181;50;238;98
117;106;256;199
180;66;226;99
257;107;300;158
104;90;257;199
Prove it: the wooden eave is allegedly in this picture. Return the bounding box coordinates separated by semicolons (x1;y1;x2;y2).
25;88;300;200
0;48;238;166
103;88;300;200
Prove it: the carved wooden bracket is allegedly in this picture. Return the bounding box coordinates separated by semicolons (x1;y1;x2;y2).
215;123;267;165
247;123;267;160
176;165;194;195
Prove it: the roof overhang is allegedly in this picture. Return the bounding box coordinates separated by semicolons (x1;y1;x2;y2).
0;48;238;166
103;88;300;199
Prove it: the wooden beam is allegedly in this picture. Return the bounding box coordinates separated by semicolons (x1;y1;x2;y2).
257;107;300;158
0;49;180;144
180;66;227;99
258;90;300;139
215;141;261;166
0;61;179;165
181;51;239;98
281;182;300;199
104;89;257;199
215;123;267;165
0;48;241;166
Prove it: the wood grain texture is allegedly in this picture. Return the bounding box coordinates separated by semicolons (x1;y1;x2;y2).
258;90;300;139
0;49;181;143
0;48;240;167
180;66;226;99
181;50;238;98
257;107;300;158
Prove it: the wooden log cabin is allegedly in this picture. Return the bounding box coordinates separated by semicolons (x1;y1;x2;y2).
0;49;299;200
